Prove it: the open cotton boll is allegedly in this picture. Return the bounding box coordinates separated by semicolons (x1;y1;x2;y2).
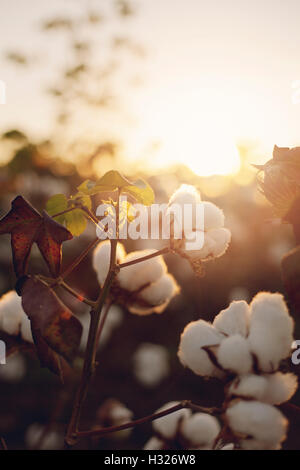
248;292;294;372
0;291;23;335
168;184;201;208
203;201;224;231
139;274;179;306
220;443;234;450
178;320;225;378
213;300;250;338
217;335;252;375
143;436;164;450
228;375;268;401
261;372;298;405
208;228;231;257
0;353;26;383
117;250;167;292
152;401;191;440
184;231;214;259
93;241;126;286
226;400;288;450
133;343;170;387
25;423;63;450
20;314;33;343
180;413;220;449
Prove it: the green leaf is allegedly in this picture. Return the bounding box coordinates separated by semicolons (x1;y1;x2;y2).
123;179;155;206
77;171;132;196
46;194;68;220
46;193;91;237
64;209;88;237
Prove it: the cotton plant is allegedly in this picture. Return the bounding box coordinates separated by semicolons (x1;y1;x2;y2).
178;292;297;450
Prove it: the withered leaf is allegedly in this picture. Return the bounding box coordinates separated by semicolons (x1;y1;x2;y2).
0;196;72;277
20;276;83;364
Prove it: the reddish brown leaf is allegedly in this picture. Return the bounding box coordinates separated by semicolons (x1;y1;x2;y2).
0;196;72;277
20;276;83;363
30;326;64;381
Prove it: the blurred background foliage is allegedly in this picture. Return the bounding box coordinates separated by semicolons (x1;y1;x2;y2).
0;0;299;451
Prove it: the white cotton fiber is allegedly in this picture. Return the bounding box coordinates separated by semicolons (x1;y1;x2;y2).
20;314;33;343
169;184;201;208
0;290;23;335
213;300;250;337
203;201;224;231
139;274;179;306
133;343;170;387
180;413;220;448
217;334;252;375
208;228;231;257
152;401;191;440
143;436;164;450
178;320;224;378
117;250;167;292
184;232;215;259
228;374;268;401
248;292;294;372
93;241;126;286
226;400;288;450
261;372;298;405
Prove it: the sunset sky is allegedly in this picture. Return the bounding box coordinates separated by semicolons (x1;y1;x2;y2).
1;0;300;175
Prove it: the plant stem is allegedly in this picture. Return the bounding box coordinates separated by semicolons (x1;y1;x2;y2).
118;247;169;268
60;281;95;308
95;300;112;347
65;195;120;447
0;437;7;450
77;401;218;439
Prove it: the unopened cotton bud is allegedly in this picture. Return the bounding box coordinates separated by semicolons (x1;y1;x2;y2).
203;201;224;231
117;250;167;292
213;300;250;337
261;372;298;405
93;241;126;286
178;320;224;378
248;292;294;372
152;401;191;440
217;335;252;375
139;274;179;306
143;436;164;450
226;400;288;450
180;413;220;449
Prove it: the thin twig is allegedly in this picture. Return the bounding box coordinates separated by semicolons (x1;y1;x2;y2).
96;300;112;347
0;437;7;450
60;281;96;308
119;247;169;268
77;401;219;439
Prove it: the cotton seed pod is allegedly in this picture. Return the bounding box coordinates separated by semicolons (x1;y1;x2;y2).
139;273;179;306
217;334;252;375
248;292;294;372
180;413;221;449
213;300;250;337
117;249;167;292
178;320;225;378
152;401;191;440
226;400;288;450
93;241;126;286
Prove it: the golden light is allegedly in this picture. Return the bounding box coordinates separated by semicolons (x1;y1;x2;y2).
127;85;241;177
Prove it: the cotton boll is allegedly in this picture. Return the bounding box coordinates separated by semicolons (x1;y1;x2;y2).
208;228;231;257
93;241;126;286
248;292;294;372
25;423;63;450
117;250;167;292
217;335;252;375
128;301;170;316
0;291;23;335
226;400;288;450
180;413;220;449
203;201;224;231
228;375;268;401
184;232;215;259
0;353;26;383
213;300;250;338
153;401;191;440
220;443;234;450
261;372;298;405
169;184;201;208
97;399;133;440
178;320;225;378
143;436;164;450
139;274;179;306
133;343;170;387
